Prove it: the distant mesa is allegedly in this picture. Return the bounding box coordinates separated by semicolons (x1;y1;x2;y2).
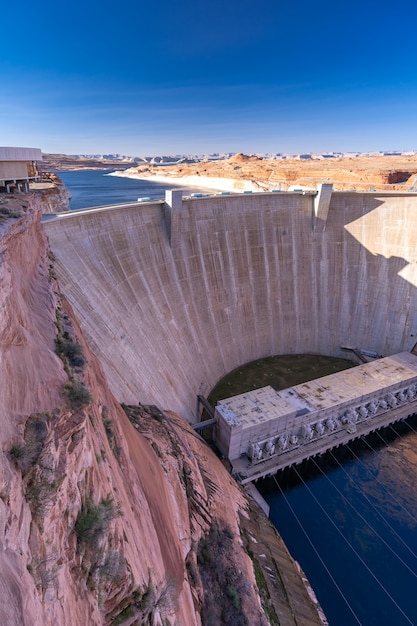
228;152;262;163
38;150;417;193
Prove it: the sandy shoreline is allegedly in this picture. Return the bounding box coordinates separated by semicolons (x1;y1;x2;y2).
107;170;270;193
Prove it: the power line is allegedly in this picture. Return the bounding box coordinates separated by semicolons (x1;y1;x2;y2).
310;456;417;579
329;447;417;563
353;436;417;525
271;474;362;626
392;418;417;440
291;465;415;626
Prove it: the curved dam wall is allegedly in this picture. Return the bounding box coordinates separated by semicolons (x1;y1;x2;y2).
43;191;417;420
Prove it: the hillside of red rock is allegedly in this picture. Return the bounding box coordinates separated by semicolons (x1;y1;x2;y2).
0;190;324;625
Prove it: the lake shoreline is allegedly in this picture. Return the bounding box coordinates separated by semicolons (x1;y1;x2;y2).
107;169;268;193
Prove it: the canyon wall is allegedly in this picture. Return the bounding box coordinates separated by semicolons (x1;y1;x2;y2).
44;191;417;420
0;194;323;624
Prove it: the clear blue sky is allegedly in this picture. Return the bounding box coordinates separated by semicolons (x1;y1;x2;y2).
2;0;417;156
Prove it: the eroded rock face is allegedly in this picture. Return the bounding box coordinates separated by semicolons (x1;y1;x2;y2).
30;173;71;213
0;193;323;625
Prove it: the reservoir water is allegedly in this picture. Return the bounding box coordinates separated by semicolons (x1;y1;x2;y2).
54;172;417;625
57;169;219;210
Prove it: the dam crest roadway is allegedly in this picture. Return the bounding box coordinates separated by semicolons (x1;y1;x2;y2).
43;185;417;429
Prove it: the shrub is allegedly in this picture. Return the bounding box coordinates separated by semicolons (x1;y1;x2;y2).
25;478;58;518
250;555;280;626
102;407;122;461
75;495;121;546
111;606;135;625
107;575;176;625
0;207;21;219
9;445;25;461
54;310;87;373
8;414;62;518
227;585;241;610
55;337;86;368
197;523;248;626
99;550;126;583
63;381;92;410
102;408;114;440
9;415;48;472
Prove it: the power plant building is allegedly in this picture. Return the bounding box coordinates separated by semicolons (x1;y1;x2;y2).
214;353;417;478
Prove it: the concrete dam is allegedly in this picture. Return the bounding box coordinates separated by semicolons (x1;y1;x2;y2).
43;189;417;421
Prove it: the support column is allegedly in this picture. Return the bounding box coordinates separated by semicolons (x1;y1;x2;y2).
163;189;183;247
313;183;333;229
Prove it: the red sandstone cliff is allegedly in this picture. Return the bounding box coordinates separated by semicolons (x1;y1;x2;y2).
0;192;324;625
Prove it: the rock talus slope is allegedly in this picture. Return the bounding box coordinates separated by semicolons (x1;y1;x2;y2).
0;193;323;624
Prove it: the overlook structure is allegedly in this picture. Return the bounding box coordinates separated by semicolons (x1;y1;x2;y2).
0;146;42;192
43;187;417;422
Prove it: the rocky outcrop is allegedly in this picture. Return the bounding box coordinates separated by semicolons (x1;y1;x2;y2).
0;191;324;624
30;173;71;213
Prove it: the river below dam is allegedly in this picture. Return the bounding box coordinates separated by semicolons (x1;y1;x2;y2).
210;355;417;626
56;172;417;625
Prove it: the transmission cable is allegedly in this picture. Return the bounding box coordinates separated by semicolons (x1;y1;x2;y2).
354;436;417;525
374;428;394;448
291;465;415;625
401;417;417;436
328;447;417;562
309;456;417;578
271;474;363;626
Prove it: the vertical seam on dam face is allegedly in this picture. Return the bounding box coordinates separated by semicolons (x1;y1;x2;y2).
44;192;417;420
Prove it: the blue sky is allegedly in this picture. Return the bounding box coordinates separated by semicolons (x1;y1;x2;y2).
1;0;417;155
